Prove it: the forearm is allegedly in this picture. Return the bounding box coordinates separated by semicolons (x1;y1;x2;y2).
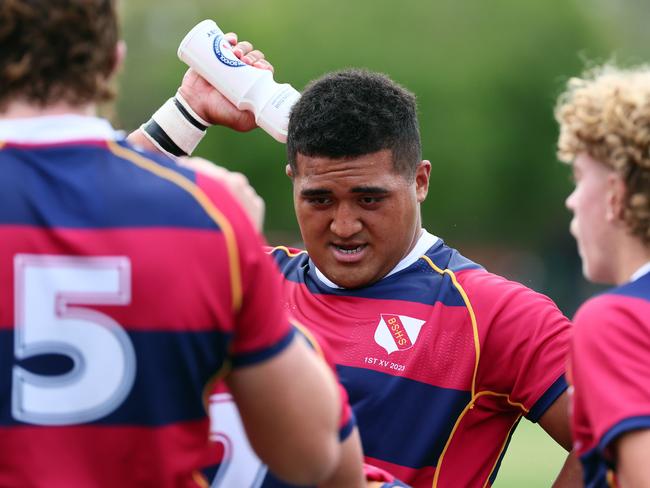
318;428;365;488
126;127;159;153
538;392;582;487
616;429;650;487
551;452;583;488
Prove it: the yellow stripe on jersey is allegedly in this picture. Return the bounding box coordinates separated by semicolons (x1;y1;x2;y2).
271;245;307;257
191;470;210;488
421;255;532;487
483;412;523;488
432;391;528;488
106;141;243;311
201;360;232;414
421;255;480;397
607;469;618;488
292;319;325;359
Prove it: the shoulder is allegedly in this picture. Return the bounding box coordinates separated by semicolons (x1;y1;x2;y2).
420;240;568;325
109;140;196;181
117;140;269;266
421;239;483;275
105;141;211;220
574;291;650;349
458;266;562;317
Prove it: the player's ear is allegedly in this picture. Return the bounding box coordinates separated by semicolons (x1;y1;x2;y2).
285;164;294;179
111;41;127;78
605;172;626;222
415;160;431;203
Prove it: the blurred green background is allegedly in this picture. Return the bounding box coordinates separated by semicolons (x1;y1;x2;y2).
115;1;648;485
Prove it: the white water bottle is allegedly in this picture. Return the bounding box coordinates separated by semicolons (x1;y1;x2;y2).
178;19;301;143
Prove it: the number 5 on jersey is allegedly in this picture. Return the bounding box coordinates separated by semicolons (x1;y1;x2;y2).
12;254;136;425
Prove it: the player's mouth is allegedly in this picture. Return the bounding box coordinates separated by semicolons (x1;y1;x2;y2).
330;243;367;263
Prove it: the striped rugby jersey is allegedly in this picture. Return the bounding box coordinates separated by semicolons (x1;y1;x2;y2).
570;266;650;488
0;116;294;487
205;322;359;487
268;233;571;487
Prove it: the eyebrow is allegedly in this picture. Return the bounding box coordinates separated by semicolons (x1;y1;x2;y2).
300;188;332;197
350;186;388;194
300;186;389;197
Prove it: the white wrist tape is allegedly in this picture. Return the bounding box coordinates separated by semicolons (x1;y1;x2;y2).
141;95;210;156
175;92;211;127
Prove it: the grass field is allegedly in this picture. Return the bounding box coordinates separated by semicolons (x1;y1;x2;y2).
493;419;567;487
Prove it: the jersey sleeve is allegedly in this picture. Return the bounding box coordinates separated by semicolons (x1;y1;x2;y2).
195;172;293;367
571;294;650;457
464;270;572;421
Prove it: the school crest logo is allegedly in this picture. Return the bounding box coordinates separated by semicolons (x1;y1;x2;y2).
374;314;426;354
213;34;246;68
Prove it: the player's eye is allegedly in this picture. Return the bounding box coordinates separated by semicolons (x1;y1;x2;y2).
306;197;332;207
359;196;384;206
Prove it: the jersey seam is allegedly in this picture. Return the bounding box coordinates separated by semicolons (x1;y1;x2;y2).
421;255;483;488
484;413;523;488
106;140;243;312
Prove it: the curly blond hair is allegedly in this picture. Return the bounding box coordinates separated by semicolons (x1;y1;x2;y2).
555;65;650;245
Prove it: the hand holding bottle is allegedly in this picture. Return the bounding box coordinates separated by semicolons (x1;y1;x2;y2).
178;20;301;143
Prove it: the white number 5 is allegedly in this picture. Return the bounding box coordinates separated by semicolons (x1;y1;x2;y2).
12;254;136;426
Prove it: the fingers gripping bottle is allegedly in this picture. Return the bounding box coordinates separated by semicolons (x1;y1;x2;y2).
178;19;301;143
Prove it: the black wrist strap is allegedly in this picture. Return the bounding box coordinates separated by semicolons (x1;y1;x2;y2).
173;98;209;131
142;119;187;157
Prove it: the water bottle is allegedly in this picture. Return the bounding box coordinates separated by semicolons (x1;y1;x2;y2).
178;19;301;143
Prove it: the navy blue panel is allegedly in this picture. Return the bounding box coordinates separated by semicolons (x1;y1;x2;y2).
270;241;482;307
17;353;74;376
230;329;295;367
608;271;650;302
579;446;612;488
337;365;471;469
577;417;650;488
0;142;222;230
339;411;356;441
0;328;230;426
260;472;311;488
526;374;568;422
203;463;314;487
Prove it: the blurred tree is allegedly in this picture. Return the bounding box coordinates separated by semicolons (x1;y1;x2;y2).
116;0;643;311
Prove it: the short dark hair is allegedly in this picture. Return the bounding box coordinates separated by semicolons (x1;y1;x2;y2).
0;0;119;110
287;69;422;180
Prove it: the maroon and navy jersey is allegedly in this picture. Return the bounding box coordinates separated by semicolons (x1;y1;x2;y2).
269;240;571;487
0;117;293;487
204;323;358;487
570;268;650;488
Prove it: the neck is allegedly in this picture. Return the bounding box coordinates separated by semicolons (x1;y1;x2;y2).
1;100;95;119
613;234;650;284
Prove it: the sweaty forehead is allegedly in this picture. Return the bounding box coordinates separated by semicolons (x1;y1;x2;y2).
294;149;398;181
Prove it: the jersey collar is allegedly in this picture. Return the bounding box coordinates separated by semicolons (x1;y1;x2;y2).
630;261;650;282
0;115;123;143
313;229;440;289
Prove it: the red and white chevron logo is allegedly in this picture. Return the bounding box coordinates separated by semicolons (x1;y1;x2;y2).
374;314;426;354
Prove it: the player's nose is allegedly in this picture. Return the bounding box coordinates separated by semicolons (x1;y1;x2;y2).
329;203;362;238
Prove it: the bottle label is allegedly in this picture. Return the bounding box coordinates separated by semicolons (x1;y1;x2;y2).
212;34;246;68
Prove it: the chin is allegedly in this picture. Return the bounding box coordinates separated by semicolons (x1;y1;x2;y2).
329;271;372;289
582;260;615;285
332;277;365;289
